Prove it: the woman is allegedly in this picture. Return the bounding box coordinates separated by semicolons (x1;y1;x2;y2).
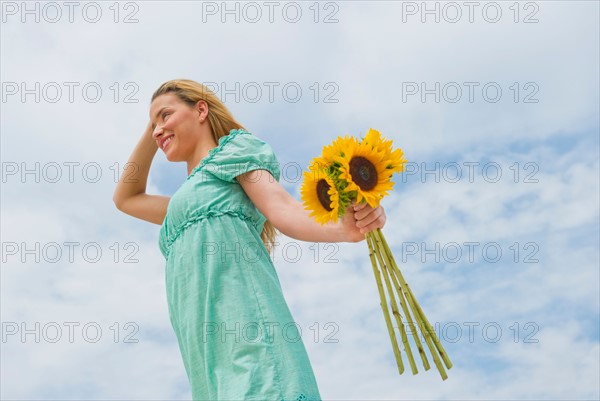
113;79;387;400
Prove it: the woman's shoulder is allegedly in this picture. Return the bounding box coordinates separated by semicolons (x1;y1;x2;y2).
215;128;276;158
202;128;281;183
221;128;270;147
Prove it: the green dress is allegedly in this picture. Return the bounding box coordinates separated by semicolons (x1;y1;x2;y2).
159;129;322;401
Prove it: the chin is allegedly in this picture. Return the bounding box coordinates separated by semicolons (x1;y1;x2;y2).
164;150;176;161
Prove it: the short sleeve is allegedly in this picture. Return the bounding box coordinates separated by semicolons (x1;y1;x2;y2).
204;130;281;184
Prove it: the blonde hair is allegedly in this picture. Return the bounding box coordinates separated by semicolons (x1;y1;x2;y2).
151;79;279;255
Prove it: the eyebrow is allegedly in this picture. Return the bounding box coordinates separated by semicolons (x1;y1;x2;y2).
151;106;169;130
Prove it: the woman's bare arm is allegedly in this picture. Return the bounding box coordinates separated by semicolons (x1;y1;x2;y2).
112;121;170;225
237;169;386;243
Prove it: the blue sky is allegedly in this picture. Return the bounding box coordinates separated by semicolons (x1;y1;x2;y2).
1;1;599;399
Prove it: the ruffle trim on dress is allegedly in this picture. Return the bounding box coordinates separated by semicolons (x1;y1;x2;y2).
163;209;254;259
186;128;250;181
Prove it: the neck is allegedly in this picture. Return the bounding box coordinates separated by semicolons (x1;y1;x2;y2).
187;135;219;176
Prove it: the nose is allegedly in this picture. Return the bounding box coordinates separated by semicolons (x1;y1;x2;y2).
152;124;163;140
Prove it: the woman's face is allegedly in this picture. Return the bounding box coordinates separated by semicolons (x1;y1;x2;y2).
149;93;204;161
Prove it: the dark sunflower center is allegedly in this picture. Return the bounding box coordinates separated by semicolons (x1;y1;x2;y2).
316;179;333;211
349;156;377;190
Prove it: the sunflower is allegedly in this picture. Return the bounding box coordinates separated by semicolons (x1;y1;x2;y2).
337;135;398;208
362;128;408;175
300;157;340;225
321;135;356;165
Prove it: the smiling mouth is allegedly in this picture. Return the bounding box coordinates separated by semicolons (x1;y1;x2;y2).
161;135;174;150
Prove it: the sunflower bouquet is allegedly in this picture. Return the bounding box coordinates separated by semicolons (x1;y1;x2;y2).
300;129;453;380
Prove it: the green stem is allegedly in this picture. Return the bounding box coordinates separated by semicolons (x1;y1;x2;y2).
405;285;454;370
371;229;429;372
369;230;419;375
378;229;453;370
365;232;404;375
375;228;452;380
